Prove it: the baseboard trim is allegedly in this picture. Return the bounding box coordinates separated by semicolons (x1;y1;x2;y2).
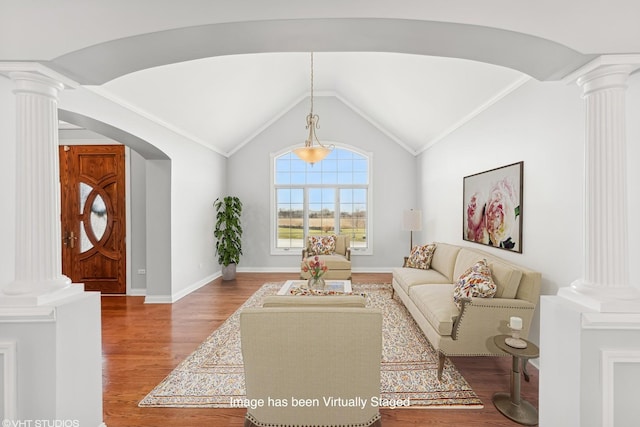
143;269;392;304
143;295;173;304
171;272;220;303
127;288;146;297
237;267;394;273
144;272;220;304
237;267;299;273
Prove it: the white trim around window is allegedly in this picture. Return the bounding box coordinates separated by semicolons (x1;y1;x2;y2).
270;143;373;256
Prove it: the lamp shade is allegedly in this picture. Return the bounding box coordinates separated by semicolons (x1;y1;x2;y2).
402;209;422;231
293;146;331;164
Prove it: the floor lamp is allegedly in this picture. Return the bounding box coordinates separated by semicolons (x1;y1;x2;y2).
403;209;422;252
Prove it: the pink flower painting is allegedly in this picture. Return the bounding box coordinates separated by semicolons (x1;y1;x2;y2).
463;162;522;252
466;192;489;244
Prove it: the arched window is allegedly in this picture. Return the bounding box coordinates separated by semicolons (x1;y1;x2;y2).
272;147;371;254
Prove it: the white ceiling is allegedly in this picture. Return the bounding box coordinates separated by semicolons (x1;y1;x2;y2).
3;1;640;156
93;52;527;155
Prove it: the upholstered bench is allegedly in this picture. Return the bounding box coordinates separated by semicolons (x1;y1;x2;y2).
240;296;382;427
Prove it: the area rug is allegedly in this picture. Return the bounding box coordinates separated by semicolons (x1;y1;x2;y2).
139;283;483;409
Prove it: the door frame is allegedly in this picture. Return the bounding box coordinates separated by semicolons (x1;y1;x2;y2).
59;141;131;294
58;110;173;301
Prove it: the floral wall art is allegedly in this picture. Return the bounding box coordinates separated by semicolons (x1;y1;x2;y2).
463;162;523;253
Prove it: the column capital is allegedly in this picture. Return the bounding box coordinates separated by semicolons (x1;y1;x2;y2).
563;54;640;87
576;64;633;97
9;71;65;99
0;61;78;89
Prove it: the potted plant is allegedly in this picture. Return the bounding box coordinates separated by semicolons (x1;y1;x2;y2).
214;196;243;280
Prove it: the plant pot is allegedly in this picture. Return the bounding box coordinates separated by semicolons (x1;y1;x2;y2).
221;263;237;281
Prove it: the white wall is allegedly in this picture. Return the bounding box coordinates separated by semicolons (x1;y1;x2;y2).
228;95;417;272
417;78;586;346
0;77;16;287
0;293;103;424
59;87;226;301
129;149;147;292
169;140;225;296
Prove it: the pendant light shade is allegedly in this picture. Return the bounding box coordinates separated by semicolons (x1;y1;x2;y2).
293;52;333;165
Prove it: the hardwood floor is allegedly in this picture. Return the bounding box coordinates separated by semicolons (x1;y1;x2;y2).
102;273;538;426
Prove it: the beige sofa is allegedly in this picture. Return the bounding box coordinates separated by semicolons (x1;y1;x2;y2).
240;297;382;427
300;234;352;280
392;242;541;380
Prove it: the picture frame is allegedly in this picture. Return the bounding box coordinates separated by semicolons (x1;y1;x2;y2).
462;161;523;253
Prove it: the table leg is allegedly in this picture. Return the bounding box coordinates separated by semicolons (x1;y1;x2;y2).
511;354;521;405
493;355;538;425
522;358;531;382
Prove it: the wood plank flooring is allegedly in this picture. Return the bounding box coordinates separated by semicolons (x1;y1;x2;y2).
102;273;538;426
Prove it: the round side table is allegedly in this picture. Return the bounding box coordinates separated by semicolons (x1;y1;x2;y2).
492;334;539;426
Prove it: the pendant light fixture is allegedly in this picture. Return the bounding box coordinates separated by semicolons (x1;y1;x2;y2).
293;52;334;165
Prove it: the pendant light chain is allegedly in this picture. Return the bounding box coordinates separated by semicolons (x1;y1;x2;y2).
310;52;314;116
293;51;333;165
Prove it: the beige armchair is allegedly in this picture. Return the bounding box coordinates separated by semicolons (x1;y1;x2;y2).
240;303;382;427
301;234;352;280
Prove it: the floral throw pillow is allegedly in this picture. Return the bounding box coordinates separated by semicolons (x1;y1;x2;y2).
405;244;437;270
453;259;497;309
308;235;337;256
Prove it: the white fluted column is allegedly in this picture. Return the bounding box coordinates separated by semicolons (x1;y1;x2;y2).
2;71;72;297
560;61;640;311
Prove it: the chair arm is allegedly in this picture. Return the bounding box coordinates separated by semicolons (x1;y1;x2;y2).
302;248;309;261
451;297;536;340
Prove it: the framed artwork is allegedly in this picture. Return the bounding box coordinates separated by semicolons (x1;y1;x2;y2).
463;161;523;253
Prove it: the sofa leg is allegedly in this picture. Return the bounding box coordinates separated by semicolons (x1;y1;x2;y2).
437;352;446;381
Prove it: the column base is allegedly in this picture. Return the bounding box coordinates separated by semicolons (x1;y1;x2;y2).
558;280;640;313
0;277;84;306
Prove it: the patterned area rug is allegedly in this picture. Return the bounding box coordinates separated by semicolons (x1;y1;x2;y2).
139;283;483;409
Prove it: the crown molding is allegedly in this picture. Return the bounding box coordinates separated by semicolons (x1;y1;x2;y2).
85;85;227;157
331;92;416;155
417;74;531;154
230;90;415;158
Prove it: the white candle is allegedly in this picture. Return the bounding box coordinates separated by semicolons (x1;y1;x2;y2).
510;316;523;330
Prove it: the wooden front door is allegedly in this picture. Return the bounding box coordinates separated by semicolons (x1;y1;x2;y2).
60;145;126;293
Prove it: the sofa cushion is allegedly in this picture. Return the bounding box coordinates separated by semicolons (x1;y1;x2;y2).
453;249;485;281
405;243;437;270
302;254;350;271
430;243;461;282
308;235;336;255
488;260;523;299
409;284;459;336
453;248;523;299
263;295;366;307
453;259;497;308
334;235;350;256
392;267;449;294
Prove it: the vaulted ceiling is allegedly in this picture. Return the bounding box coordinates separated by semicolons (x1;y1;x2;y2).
3;1;639;156
93;52;528;155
